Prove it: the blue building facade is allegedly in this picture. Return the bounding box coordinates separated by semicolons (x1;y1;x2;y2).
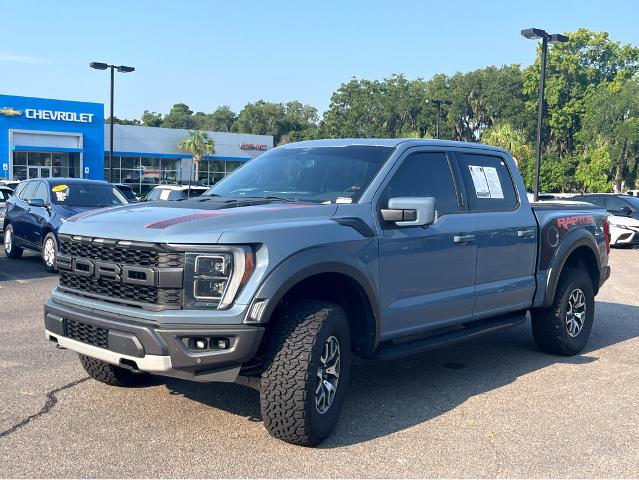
0;94;104;181
0;94;274;194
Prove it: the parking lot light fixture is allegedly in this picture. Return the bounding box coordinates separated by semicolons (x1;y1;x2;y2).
521;28;569;202
427;99;452;139
90;62;135;182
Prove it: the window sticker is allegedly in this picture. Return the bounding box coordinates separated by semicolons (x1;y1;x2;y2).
52;184;69;202
468;165;491;198
482;166;504;199
336;197;353;204
52;184;68;193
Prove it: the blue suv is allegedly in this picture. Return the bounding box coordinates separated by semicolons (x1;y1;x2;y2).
3;178;128;272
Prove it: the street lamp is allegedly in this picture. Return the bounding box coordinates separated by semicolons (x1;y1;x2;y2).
90;62;135;182
427;99;451;139
521;28;569;201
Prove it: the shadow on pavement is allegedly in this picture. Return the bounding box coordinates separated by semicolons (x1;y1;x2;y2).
0;247;56;282
145;300;639;447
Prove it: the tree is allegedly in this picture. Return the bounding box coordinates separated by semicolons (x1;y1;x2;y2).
481;123;534;188
178;130;215;183
523;28;639;157
580;78;639;191
162;103;195;129
141;110;163;127
575;143;614;192
209;106;237;132
105;116;140;126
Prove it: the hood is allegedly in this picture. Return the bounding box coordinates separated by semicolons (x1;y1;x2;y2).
56;205;100;219
60;197;339;243
608;214;639;227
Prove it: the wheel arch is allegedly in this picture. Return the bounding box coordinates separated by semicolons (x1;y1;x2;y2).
252;253;380;357
542;231;601;308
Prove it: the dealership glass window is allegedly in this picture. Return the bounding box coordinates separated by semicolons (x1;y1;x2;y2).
12;151;79;180
13;152;27;166
121;156;140;170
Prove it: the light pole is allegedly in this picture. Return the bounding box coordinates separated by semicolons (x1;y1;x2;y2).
428;99;451;139
521;28;569;201
90;62;135;182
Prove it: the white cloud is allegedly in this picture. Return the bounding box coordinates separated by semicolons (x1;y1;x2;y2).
0;54;51;64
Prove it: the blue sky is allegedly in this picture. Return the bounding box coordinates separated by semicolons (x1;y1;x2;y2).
1;0;637;119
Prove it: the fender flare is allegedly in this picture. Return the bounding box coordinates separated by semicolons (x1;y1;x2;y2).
541;228;601;308
250;247;381;353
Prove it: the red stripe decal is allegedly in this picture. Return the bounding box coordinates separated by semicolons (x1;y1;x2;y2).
145;205;311;229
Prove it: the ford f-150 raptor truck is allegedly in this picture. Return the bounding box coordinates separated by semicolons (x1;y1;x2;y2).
43;139;611;446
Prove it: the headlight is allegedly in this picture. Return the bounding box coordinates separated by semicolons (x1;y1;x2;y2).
183;246;255;309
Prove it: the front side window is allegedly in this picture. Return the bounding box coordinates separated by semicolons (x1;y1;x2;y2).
19;181;37;200
457;153;518;211
33;182;49;203
607;196;632;213
207;146;394;203
380;152;459;217
50;183;128;207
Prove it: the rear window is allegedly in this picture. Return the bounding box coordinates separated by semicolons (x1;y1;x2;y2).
50;182;128;207
457;153;518;212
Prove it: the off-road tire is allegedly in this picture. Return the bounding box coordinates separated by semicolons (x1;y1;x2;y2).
531;267;595;356
41;232;58;273
79;354;151;387
260;300;351;446
3;224;23;258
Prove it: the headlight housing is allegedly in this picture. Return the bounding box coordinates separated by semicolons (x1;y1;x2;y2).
183;246;255;309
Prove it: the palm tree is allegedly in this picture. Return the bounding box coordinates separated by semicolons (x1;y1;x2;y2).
481;123;532;166
178;130;215;184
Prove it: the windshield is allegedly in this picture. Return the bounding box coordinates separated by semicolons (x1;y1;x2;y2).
624;196;639;209
50;183;128;207
206;145;394;203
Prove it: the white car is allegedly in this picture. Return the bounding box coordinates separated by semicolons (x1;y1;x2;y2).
144;184;209;201
608;214;639;247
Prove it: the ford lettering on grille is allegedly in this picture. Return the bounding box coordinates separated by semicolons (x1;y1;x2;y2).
58;255;158;287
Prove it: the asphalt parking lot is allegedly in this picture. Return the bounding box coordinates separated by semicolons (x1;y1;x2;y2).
0;247;638;478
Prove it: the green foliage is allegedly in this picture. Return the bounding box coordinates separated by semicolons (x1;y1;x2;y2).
141;110;163;127
161;103;195;129
178;130;215;180
575;143;613;192
106;116;140;126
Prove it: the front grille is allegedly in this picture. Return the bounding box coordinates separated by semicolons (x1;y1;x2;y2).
65;319;109;349
58;236;184;309
60;272;182;307
59;239;184;268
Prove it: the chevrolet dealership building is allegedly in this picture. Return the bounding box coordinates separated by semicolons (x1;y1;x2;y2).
0;94;273;194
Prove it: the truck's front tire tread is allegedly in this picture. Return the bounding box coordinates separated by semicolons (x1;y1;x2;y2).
260;300;350;446
531;267;595;356
79;354;150;387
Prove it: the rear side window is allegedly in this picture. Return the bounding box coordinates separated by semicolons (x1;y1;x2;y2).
381;152;459;217
607;196;630;213
33;182;49;203
19;181;37;200
457;153;518;211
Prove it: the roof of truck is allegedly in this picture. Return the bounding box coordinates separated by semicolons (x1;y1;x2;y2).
279;138;509;154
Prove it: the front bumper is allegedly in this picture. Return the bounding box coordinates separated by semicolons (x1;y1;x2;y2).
44;299;264;383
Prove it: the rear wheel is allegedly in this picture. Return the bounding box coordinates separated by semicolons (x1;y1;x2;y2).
41;232;57;273
79;354;151;387
3;224;23;258
531;267;595;356
260;300;351;446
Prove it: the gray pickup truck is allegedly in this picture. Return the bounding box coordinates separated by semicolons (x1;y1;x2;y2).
43;139;611;446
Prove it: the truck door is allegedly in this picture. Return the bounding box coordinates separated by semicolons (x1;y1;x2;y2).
455;152;537;318
377;150;477;340
11;180;38;246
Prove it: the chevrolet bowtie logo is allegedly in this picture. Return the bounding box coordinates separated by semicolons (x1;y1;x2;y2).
0;107;22;117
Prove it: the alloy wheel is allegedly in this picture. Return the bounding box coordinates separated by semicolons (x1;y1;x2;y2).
315;335;341;414
566;288;586;337
43;238;56;267
4;228;12;253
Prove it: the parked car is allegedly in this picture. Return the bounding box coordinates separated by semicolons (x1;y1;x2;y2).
0;180;20;191
3;178;128;271
144;184;209;201
0;186;13;240
113;183;140;203
44;139;610;446
572;193;639;246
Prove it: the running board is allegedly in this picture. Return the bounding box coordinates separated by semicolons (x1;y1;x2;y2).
371;313;528;361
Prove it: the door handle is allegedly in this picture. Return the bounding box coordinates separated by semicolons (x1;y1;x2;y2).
453;234;475;243
517;229;536;238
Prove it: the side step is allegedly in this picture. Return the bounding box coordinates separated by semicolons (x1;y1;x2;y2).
371;312;528;361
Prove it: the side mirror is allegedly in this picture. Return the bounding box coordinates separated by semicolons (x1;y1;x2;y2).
27;198;47;208
381;197;436;227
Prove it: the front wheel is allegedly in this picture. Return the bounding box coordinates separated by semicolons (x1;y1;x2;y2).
3;224;23;258
79;355;151;387
260;300;351;446
41;232;58;273
531;267;595;356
